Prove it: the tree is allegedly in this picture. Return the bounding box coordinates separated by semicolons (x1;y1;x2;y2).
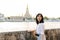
57;17;60;19
44;16;49;20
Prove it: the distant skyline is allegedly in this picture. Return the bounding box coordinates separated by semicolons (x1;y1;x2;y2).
0;0;60;18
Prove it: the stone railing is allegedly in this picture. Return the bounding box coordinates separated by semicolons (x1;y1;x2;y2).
0;31;36;40
45;29;60;40
0;29;60;40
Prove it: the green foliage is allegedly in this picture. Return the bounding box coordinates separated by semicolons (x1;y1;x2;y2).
44;16;49;20
57;17;60;19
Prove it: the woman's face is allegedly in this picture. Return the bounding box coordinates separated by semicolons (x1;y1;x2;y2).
37;15;42;22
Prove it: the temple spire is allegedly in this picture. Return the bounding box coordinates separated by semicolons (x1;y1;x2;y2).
24;4;31;18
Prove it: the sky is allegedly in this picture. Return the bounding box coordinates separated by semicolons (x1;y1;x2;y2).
0;0;60;18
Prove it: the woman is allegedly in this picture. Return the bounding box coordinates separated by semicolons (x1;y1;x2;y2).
35;13;46;40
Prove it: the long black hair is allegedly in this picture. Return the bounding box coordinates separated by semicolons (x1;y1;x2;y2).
36;13;44;24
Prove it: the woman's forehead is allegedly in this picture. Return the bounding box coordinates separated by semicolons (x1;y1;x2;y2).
37;15;42;17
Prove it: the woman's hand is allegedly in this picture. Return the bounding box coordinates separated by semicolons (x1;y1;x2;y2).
32;30;37;37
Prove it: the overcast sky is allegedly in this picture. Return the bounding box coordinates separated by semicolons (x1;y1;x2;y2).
0;0;60;18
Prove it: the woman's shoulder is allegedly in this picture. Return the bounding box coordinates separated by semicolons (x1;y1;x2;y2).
38;23;44;25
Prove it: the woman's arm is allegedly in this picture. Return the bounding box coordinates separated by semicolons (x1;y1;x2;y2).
32;30;37;37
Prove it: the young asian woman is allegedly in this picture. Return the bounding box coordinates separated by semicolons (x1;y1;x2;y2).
35;13;46;40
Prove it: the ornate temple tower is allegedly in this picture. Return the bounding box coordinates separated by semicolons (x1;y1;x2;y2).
24;5;32;18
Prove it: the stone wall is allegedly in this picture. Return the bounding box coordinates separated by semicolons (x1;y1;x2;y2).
45;29;60;40
0;31;36;40
0;29;60;40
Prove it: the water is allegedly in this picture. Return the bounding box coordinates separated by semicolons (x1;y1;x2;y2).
0;22;60;33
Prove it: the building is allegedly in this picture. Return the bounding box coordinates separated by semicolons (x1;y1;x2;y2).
24;5;32;18
0;13;5;22
4;5;33;22
23;5;34;21
5;16;23;22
